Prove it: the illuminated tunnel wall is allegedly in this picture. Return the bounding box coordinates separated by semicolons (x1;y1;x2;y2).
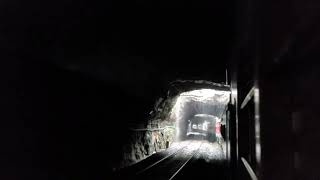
119;83;230;168
170;89;230;141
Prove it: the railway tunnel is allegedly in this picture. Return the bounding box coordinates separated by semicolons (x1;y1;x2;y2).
2;0;320;179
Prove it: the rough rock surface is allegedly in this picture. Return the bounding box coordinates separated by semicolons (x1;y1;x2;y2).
120;127;175;168
119;96;178;168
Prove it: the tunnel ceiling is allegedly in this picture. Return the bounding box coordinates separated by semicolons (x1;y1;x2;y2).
3;0;236;102
168;80;230;97
171;88;230;122
0;0;239;177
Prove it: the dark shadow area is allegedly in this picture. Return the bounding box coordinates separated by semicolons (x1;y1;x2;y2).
174;158;228;180
0;0;234;178
3;0;320;179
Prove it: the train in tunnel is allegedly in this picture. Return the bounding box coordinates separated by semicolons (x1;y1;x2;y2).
186;114;222;142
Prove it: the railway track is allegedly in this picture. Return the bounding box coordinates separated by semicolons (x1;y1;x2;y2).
135;141;203;180
135;141;193;175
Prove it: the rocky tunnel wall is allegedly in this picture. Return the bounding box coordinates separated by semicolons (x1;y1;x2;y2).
118;95;178;168
119;84;231;168
117;87;231;167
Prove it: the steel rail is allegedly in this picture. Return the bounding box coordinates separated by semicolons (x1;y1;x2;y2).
168;142;203;180
135;142;192;175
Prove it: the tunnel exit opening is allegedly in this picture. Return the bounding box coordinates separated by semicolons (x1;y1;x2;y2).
170;89;230;142
118;82;231;169
168;88;231;159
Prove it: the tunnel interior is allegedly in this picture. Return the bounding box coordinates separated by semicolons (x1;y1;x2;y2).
170;88;230;142
2;0;320;178
114;84;232;180
0;0;237;178
117;82;231;168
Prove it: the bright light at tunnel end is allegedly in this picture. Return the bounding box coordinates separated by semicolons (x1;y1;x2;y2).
170;88;230;141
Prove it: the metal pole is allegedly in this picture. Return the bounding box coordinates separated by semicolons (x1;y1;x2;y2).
226;69;228;85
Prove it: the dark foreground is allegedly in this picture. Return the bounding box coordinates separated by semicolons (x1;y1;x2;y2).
114;140;229;180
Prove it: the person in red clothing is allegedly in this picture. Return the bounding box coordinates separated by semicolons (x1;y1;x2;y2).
215;117;222;144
